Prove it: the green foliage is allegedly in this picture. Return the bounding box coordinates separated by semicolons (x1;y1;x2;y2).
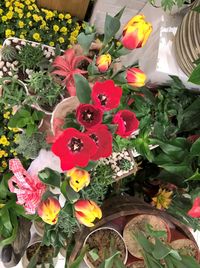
27;71;64;109
8;106;44;136
134;230;200;268
38;168;61;188
118;159;132;171
1;45;17;62
0;77;27;107
15;132;49;159
149;0;190;11
18;44;47;71
81;164;114;204
77;23;96;54
74;74;91;104
188;62;200;85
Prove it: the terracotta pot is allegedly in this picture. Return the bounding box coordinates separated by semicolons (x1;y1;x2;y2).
123;214;171;259
83;227;128;268
170;238;200;261
50;96;80;135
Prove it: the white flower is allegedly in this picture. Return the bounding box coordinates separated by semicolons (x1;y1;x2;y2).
28;149;63;176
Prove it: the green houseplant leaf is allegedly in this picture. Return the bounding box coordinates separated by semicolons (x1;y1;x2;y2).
103;14;120;45
38;168;61;188
188;63;200;85
74;74;91;104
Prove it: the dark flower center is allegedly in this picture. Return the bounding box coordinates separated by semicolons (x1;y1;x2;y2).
89;134;99;145
98;94;107;106
82;109;94;122
68;137;83;152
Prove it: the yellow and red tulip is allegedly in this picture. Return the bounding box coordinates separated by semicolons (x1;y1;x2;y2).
96;54;112;72
126;67;146;87
37;197;61;225
122;15;152;50
74;200;102;227
67;167;90;192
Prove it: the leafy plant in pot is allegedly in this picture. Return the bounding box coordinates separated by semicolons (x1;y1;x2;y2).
83;227;128;268
27;71;65;114
0;77;28;107
132;228;200;267
8;106;44;137
123;214;171;259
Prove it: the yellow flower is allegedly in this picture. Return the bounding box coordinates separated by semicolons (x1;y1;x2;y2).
0;9;3;15
45;11;54;20
29;21;33;27
53;25;59;32
67;167;90;192
20;34;25;39
60;26;67;33
0;151;5;158
152;188;173;210
2;16;7;22
6;2;11;7
26;12;31;18
28;6;34;11
9;6;13;11
3;111;11;119
14;1;20;7
18;21;24;28
2;161;7;168
58;13;64;20
33;14;40;22
33;32;41;41
58;37;64;44
67;19;72;24
49;41;54;47
5;29;13;38
0;135;9;146
65;14;71;19
18;13;23;19
25;0;31;5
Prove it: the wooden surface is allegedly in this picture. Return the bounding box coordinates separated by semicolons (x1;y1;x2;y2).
36;0;90;20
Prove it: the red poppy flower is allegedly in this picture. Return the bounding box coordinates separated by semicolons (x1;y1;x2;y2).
113;110;139;137
188;197;200;218
86;124;113;160
51;128;97;171
76;104;103;129
91;80;122;111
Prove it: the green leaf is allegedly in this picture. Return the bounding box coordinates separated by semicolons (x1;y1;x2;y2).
77;32;95;54
114;6;126;20
88;248;99;261
113;47;131;57
38;168;61;188
193;5;200;13
188;63;200;85
190;138;200;156
103;14;120;45
65;181;80;203
0;211;18;247
185;169;200;182
99;251;121;268
152;238;171;259
68;246;88;268
74;74;91;104
84;161;97;171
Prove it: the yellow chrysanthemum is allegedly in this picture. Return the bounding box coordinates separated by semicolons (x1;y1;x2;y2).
0;150;6;158
2;161;7;168
58;13;64;20
2;16;8;22
33;14;40;22
152;188;173;210
29;21;33;27
60;26;67;33
5;29;12;38
0;9;3;15
53;24;59;32
18;20;24;28
49;41;54;47
25;0;31;5
67;19;72;24
65;14;71;19
58;37;64;44
33;32;41;41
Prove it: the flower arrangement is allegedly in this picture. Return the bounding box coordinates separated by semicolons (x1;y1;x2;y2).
0;0;82;49
1;4;200;268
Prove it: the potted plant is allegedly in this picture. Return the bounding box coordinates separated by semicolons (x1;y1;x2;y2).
8;106;44;137
83;227;128;268
0;77;28;107
27;71;65;114
123;214;171;259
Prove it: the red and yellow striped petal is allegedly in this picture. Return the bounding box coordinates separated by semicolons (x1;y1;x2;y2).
126;67;146;87
67;167;90;192
96;54;112;72
37;197;61;225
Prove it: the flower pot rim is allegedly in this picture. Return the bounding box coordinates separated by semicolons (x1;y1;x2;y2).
83;226;128;268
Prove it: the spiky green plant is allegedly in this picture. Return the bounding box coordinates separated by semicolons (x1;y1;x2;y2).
1;46;17;62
